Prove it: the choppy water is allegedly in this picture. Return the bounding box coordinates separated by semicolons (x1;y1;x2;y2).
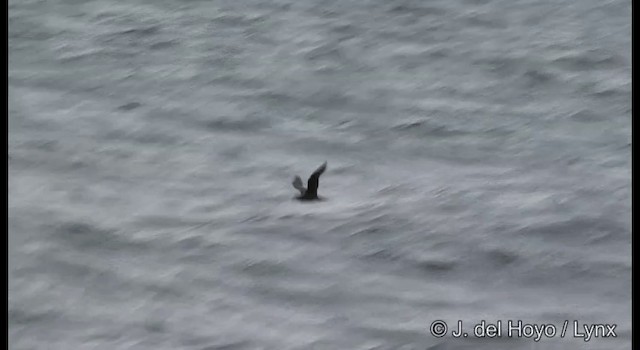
8;0;631;349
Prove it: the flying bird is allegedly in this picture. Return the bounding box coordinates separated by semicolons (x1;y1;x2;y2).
292;162;327;201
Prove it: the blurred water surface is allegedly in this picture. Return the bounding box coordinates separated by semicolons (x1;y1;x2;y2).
9;0;631;349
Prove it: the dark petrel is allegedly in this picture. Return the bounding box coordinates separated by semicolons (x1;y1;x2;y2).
292;162;327;201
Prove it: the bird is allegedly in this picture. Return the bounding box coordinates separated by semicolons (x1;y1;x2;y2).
292;162;327;201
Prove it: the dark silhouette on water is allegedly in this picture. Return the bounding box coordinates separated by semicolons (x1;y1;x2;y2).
292;162;327;201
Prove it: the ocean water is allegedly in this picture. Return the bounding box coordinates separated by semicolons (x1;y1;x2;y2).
8;0;631;349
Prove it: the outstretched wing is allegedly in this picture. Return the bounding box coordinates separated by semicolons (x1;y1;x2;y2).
306;161;327;195
292;175;306;195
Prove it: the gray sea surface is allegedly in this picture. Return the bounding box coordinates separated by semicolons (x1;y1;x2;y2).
8;0;631;349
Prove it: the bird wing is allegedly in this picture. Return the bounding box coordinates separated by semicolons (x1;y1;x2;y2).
306;161;327;194
292;175;306;195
